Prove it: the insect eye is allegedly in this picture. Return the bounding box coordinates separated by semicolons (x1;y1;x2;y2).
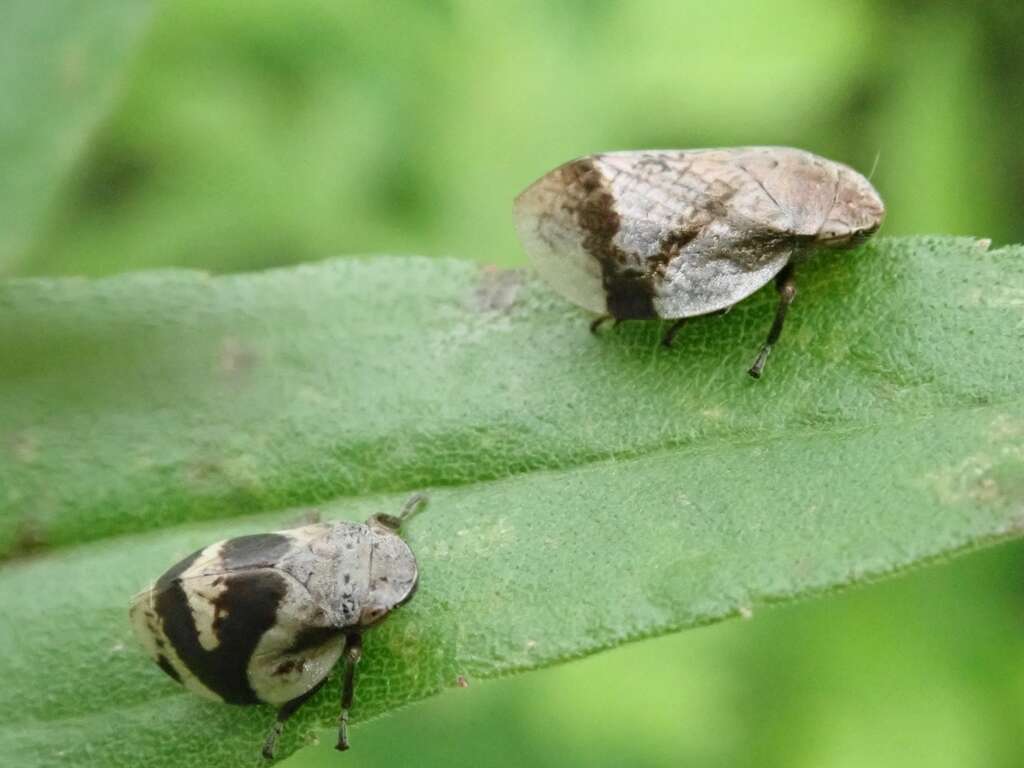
849;223;879;245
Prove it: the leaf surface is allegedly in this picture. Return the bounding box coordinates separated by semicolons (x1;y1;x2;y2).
1;237;1022;766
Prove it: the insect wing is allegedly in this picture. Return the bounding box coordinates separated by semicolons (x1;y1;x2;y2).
130;526;353;706
515;148;817;318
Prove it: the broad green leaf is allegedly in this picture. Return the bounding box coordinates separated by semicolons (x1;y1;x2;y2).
1;236;1023;767
0;0;154;273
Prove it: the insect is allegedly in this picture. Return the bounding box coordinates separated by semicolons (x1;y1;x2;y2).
129;494;427;759
513;147;885;377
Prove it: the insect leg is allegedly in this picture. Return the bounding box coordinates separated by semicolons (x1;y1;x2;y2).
399;492;428;521
748;265;797;379
589;315;613;334
371;493;428;531
336;633;363;752
261;679;327;759
660;318;687;348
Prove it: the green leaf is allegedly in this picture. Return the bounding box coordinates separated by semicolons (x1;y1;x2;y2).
1;236;1022;767
0;0;154;274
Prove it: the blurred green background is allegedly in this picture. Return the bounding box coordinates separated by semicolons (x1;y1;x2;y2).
16;0;1024;278
13;0;1024;765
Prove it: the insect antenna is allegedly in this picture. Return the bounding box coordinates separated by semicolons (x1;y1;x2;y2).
399;493;429;522
867;150;881;182
371;493;429;531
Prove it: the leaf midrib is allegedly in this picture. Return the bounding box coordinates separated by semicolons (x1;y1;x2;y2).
3;377;1018;566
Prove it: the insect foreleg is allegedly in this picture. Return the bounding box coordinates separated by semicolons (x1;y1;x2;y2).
748;264;797;379
261;679;327;760
335;633;363;752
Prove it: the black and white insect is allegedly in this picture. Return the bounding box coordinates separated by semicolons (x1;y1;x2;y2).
129;494;426;759
514;147;885;377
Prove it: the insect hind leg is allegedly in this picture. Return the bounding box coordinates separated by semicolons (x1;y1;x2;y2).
590;315;630;335
660;318;687;348
371;493;428;532
261;679;327;759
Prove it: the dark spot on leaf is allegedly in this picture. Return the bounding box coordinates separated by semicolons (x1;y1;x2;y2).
219;337;259;378
7;430;38;463
184;459;225;486
8;518;47;557
474;267;524;313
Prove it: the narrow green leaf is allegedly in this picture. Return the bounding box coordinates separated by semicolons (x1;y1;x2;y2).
2;237;1021;556
1;237;1022;767
0;0;154;273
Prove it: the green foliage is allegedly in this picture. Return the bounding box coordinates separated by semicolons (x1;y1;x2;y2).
0;0;153;273
2;4;1024;767
284;543;1024;768
20;0;1017;279
1;238;1022;766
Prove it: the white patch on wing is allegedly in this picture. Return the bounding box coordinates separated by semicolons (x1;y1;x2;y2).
187;574;228;652
278;524;330;543
128;586;162;658
653;247;790;318
249;631;345;706
179;542;230;651
181;540;231;577
247;575;345;705
128;583;225;703
514;173;608;315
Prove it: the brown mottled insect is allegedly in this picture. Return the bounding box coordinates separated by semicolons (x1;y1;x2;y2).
514;147;885;377
129;494;426;759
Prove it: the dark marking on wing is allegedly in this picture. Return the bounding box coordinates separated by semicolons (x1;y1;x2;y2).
155;547;204;589
738;163;782;212
635;154;674;173
273;659;307;676
653;228;700;274
156;654;182;683
155;569;288;704
560;158;657;319
220;533;292;569
285;625;342;655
